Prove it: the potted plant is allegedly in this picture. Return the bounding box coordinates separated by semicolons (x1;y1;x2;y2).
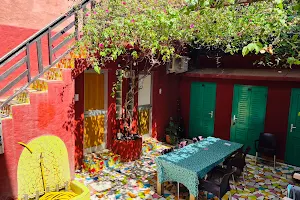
165;117;179;145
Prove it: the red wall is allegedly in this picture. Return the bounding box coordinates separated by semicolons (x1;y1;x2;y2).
152;66;181;141
179;76;300;160
0;25;71;97
0;69;75;198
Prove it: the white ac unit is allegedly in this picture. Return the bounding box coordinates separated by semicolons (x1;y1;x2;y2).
176;56;190;74
166;56;190;74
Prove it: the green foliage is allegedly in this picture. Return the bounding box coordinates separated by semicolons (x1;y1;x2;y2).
75;0;300;70
242;43;263;56
165;117;179;137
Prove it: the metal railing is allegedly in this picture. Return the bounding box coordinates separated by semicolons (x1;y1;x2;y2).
0;0;95;109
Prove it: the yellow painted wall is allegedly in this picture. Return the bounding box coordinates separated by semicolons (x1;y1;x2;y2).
84;73;104;110
84;73;105;149
17;136;70;199
84;115;105;148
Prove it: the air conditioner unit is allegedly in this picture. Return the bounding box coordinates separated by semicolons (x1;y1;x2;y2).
166;56;190;74
166;57;176;74
175;56;190;74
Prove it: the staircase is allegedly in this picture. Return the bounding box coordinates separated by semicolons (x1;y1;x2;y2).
0;0;93;198
0;0;94;113
0;0;92;138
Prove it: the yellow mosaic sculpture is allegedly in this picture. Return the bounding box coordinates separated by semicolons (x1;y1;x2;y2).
17;136;71;199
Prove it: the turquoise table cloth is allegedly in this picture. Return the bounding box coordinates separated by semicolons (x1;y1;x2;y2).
155;137;243;197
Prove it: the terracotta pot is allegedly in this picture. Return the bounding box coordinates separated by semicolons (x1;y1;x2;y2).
166;135;171;144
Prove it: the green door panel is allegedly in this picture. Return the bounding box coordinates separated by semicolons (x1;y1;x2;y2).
189;82;216;138
230;85;268;155
285;89;300;167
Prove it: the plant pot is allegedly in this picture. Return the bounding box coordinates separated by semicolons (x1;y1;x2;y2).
166;135;171;144
166;135;178;145
170;135;178;145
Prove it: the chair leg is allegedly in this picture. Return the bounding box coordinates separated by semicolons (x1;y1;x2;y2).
274;155;276;169
255;152;258;164
232;174;237;190
177;182;180;200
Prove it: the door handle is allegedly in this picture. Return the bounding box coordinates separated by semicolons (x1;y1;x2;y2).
232;115;238;125
208;111;213;118
290;124;297;133
233;115;238;121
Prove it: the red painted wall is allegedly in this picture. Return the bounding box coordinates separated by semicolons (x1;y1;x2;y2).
74;71;85;169
152;66;181;141
0;69;75;198
179;76;300;160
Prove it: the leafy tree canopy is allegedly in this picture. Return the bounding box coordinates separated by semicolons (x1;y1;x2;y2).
74;0;300;71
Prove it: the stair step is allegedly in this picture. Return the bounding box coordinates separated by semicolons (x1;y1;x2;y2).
0;89;30;119
55;58;74;69
44;67;63;80
0;104;11;118
13;89;30;104
30;79;48;91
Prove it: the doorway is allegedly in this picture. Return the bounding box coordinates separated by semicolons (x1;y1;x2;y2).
285;88;300;167
189;82;217;138
138;74;152;139
83;69;107;154
230;84;268;155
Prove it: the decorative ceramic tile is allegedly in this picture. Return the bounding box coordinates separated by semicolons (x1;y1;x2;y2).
77;138;300;200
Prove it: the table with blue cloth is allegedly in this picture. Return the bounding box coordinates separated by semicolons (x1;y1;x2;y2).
155;137;243;200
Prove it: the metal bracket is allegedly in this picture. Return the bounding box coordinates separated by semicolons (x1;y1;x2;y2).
0;119;4;154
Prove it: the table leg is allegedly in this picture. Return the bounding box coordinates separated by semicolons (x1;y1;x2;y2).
157;181;164;195
190;194;196;200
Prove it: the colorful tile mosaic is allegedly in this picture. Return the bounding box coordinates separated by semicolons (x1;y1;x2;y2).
77;139;300;200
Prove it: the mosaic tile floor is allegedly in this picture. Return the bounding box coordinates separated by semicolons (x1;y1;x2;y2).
75;139;300;200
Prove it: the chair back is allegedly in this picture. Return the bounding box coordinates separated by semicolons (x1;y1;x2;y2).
258;133;276;149
243;146;251;159
220;168;236;197
226;147;250;172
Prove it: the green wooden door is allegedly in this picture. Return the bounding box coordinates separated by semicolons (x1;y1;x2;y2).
189;82;216;138
285;89;300;167
230;85;268;155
